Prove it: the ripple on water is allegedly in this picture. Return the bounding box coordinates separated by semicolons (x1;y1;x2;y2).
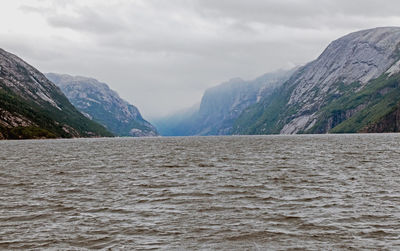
1;134;400;249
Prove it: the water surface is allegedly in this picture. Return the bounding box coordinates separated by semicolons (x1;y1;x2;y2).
1;134;400;250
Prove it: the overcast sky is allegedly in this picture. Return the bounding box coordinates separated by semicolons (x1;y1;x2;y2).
1;0;400;118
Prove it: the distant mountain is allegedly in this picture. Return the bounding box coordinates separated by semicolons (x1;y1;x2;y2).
0;48;112;139
151;109;200;137
151;103;199;136
234;27;400;134
154;69;294;136
46;73;158;137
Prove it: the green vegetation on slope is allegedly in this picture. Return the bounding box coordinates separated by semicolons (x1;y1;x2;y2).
233;77;300;135
69;97;152;136
0;126;56;139
303;73;400;133
330;73;400;133
0;86;113;139
233;71;400;135
233;90;285;134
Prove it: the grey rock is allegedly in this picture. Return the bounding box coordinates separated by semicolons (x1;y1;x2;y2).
46;73;158;137
0;49;65;110
0;48;112;138
281;27;400;133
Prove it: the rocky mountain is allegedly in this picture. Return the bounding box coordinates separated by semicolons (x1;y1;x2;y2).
0;48;112;139
234;27;400;134
153;69;294;136
46;73;158;137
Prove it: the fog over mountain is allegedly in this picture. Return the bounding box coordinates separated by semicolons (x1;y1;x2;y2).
1;0;400;118
153;68;295;136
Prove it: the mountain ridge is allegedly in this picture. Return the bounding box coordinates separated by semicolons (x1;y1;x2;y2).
4;27;400;138
154;68;295;136
0;48;112;139
46;73;158;137
234;27;400;135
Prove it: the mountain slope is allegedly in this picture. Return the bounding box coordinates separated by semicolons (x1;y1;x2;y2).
46;73;158;137
0;48;112;139
154;69;294;136
234;27;400;135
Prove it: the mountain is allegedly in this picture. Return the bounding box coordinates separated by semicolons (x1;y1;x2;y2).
234;27;400;134
154;69;294;136
0;48;112;139
46;73;158;137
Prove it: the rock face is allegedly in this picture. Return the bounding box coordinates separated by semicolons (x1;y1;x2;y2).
234;27;400;135
0;48;112;139
46;73;158;137
360;104;400;133
153;69;294;136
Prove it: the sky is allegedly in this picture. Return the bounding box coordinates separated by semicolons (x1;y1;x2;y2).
1;0;400;118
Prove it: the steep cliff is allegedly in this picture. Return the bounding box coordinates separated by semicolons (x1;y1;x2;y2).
234;27;400;134
154;69;294;136
0;48;112;139
360;103;400;133
46;73;158;137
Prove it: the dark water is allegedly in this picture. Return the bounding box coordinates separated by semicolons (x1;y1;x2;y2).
1;134;400;250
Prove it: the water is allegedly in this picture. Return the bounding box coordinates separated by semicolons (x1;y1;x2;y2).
1;134;400;250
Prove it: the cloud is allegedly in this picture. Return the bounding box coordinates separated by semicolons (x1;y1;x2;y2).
196;0;400;28
46;8;126;34
2;0;400;117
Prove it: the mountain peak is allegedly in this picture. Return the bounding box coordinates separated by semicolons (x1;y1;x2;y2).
0;49;112;139
342;26;400;40
234;27;400;135
289;27;400;106
46;73;158;137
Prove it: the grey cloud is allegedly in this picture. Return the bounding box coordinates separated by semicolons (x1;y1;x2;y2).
46;7;126;34
6;0;400;117
195;0;400;29
0;34;67;63
19;5;47;14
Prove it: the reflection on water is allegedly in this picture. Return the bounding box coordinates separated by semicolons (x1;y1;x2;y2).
1;134;400;249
